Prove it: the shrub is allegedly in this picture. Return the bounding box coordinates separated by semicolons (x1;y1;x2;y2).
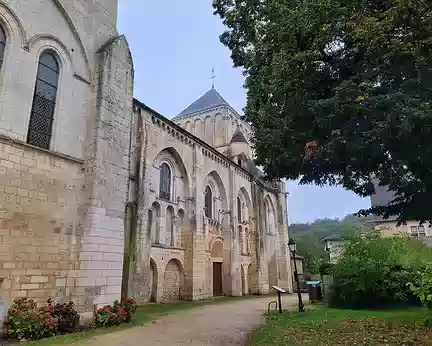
95;298;137;327
318;261;334;276
120;298;137;322
328;231;426;309
46;299;80;333
3;298;58;341
95;305;123;327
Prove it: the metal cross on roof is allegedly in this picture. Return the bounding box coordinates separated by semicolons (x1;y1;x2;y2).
210;68;216;89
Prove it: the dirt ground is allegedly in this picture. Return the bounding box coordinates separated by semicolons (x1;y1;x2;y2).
80;294;302;346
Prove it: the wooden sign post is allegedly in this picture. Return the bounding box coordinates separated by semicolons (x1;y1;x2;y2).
271;285;286;313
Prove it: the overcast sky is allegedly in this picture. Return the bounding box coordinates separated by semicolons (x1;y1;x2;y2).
117;0;371;224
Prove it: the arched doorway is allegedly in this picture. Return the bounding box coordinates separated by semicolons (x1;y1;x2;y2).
163;259;184;301
211;240;224;296
149;258;157;302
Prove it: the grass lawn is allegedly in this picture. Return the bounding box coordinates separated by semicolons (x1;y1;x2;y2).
31;295;264;345
249;306;432;345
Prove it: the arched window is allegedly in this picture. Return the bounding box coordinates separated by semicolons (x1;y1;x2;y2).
237;197;242;223
27;52;60;149
166;206;175;246
150;202;161;244
159;163;171;200
0;26;6;70
267;207;273;234
205;185;213;218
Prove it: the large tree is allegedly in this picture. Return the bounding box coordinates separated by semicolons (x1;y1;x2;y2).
213;0;432;224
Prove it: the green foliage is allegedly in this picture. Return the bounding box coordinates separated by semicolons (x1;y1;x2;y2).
4;298;58;341
46;299;80;333
213;0;432;224
291;214;370;276
318;261;333;276
409;265;432;307
329;232;428;308
121;298;137;322
95;299;137;327
249;308;432;345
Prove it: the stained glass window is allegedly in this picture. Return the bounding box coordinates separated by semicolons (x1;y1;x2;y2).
0;26;5;70
27;52;60;149
159;163;171;200
205;186;213;218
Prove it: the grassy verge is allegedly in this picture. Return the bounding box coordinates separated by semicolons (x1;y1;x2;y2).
249;306;432;345
31;294;267;345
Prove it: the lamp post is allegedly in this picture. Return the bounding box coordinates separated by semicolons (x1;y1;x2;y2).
288;237;305;312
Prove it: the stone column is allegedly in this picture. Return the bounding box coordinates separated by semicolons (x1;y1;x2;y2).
188;144;208;300
77;36;134;312
226;166;242;296
276;184;293;291
251;183;269;294
173;216;181;247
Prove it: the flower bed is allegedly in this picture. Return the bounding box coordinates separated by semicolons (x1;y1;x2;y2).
94;299;137;327
3;298;137;342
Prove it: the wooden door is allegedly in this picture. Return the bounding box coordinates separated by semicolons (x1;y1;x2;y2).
213;262;223;296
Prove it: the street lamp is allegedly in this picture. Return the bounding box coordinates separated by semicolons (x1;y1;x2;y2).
288;237;305;312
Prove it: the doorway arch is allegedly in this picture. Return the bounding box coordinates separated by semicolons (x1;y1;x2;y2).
149;258;157;302
211;239;224;296
163;258;184;301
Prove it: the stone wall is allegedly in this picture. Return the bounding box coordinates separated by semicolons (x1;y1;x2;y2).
0;1;134;312
0;138;82;307
149;246;185;303
130;102;292;303
76;35;133;311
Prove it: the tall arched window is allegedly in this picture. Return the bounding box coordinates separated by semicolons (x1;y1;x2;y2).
205;185;213;218
0;26;6;70
237;197;242;223
27;52;60;149
159;163;171;200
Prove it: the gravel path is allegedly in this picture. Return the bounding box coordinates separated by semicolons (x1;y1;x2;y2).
80;294;302;346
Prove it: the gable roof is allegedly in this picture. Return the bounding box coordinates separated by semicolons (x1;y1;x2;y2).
175;88;230;118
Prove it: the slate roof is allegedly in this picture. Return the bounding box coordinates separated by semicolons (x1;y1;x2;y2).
230;127;248;144
175;88;230;118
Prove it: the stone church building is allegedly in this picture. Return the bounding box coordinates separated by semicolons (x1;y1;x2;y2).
0;0;292;312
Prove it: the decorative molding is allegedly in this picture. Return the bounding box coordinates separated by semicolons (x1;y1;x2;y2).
0;133;83;164
50;0;92;79
0;1;27;47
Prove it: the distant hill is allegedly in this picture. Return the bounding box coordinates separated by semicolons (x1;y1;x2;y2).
289;214;374;278
290;214;374;239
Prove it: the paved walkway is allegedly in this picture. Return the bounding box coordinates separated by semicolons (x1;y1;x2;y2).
81;294;303;346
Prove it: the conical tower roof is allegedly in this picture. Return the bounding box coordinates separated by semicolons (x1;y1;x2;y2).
175;87;230;118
